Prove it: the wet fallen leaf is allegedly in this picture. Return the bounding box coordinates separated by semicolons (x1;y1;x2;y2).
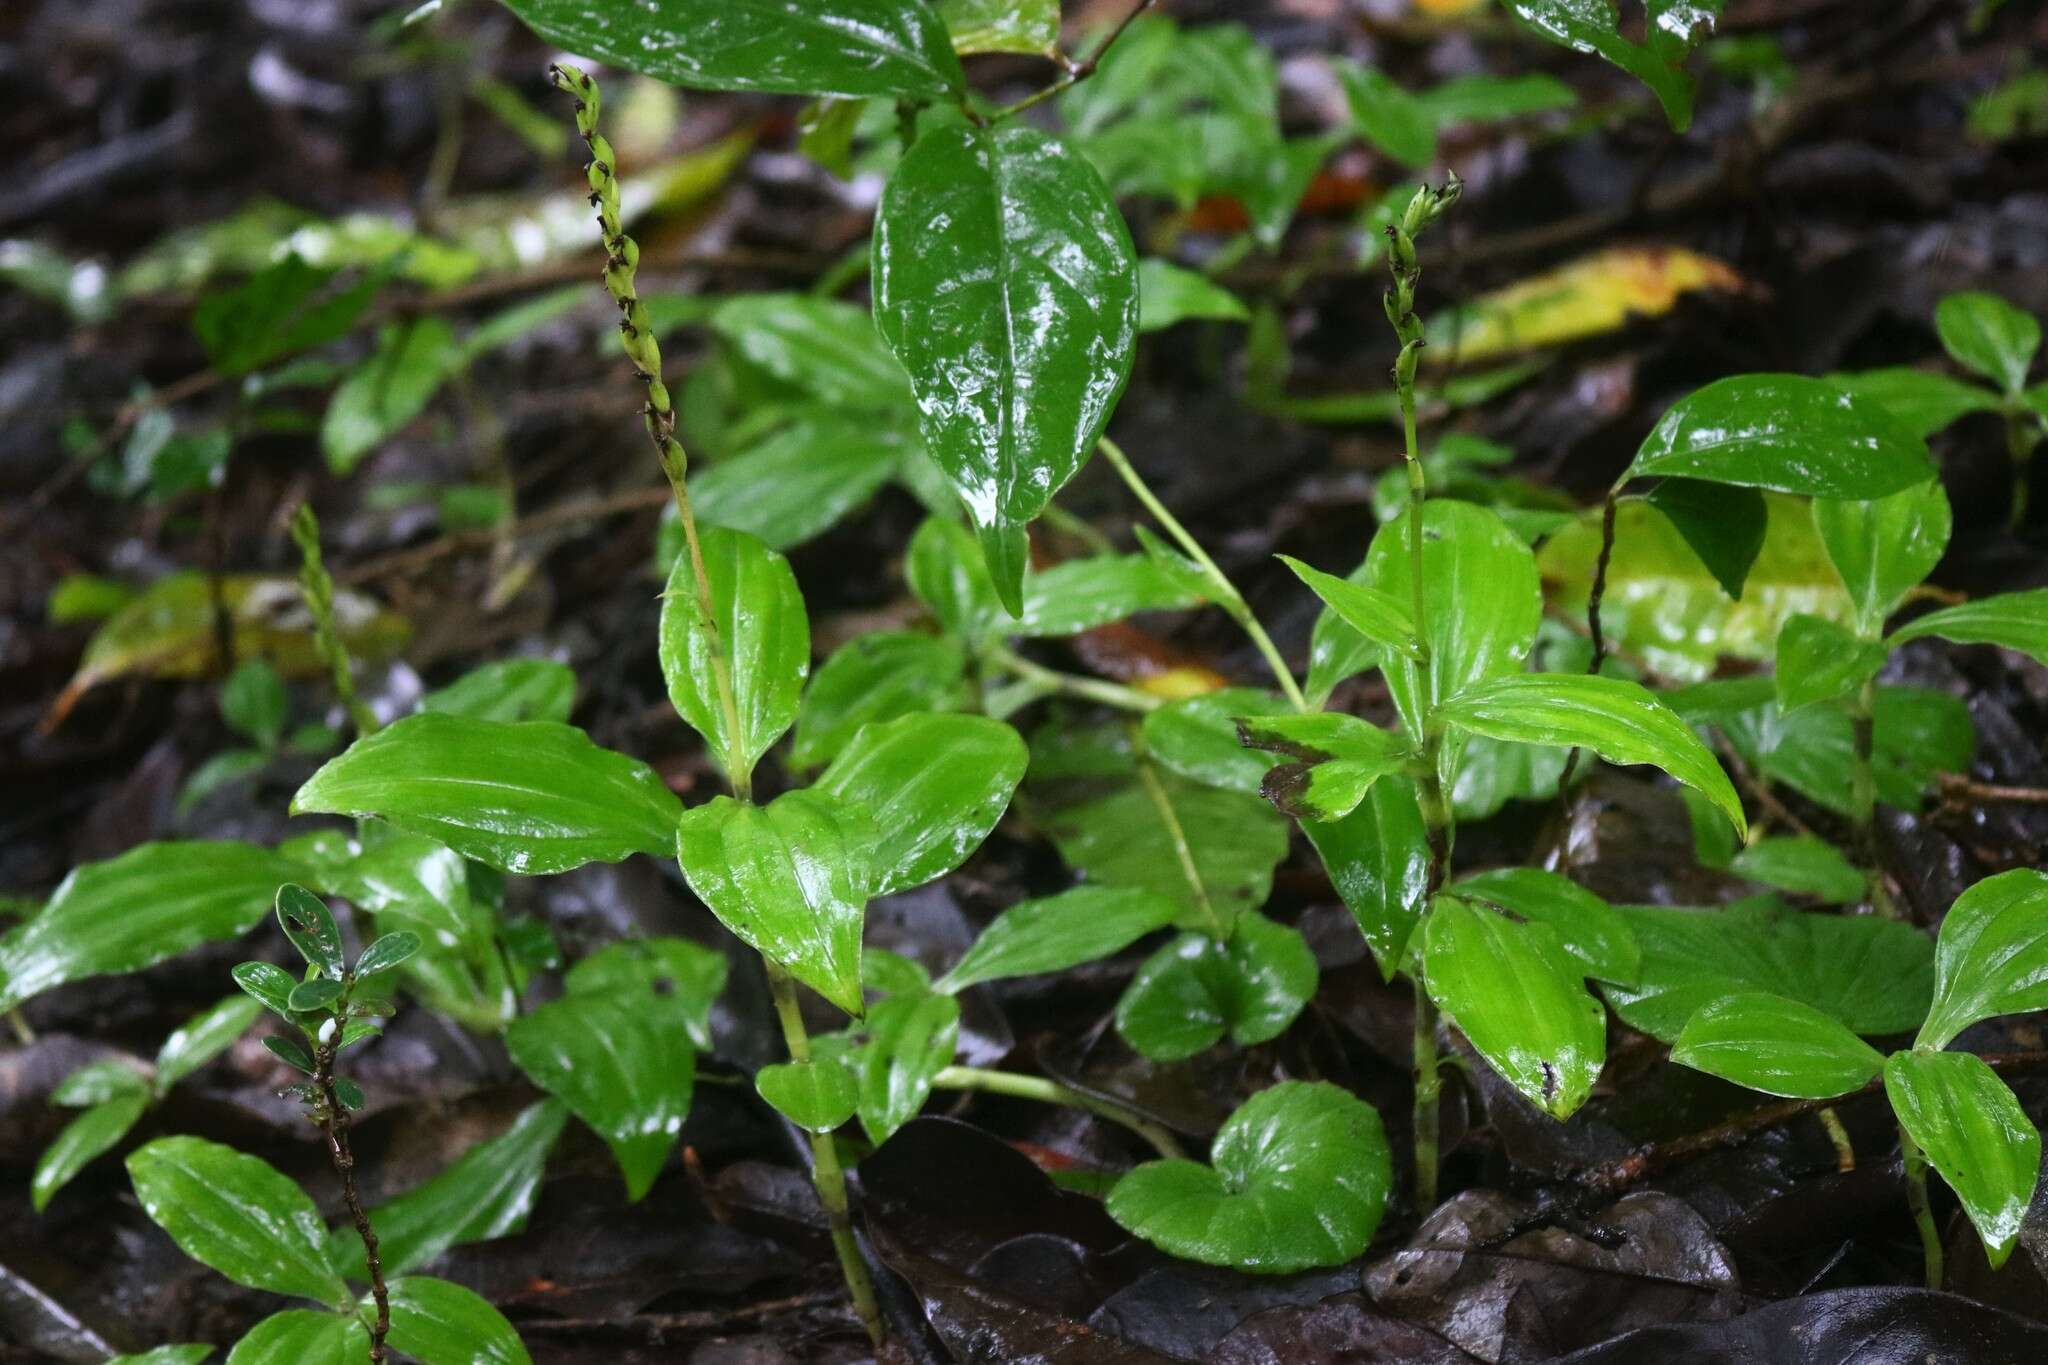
1426;247;1747;366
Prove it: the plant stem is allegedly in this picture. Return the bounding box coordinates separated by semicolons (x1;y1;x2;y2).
1095;436;1307;711
984;643;1160;713
290;505;380;739
1846;676;1897;918
932;1066;1184;1160
1900;1124;1943;1290
995;0;1159;121
763;964;883;1346
1132;737;1229;940
312;1041;388;1362
1819;1105;1856;1172
8;1008;35;1045
1411;988;1442;1209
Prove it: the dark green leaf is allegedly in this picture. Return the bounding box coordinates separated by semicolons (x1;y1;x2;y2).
856;991;959;1144
1452;867;1637;983
1139;689;1290;794
321;317;459;474
565;938;729;1050
1774;613;1886;712
1813;479;1951;634
1917;868;2048;1050
1137;259;1249;332
286;978;343;1012
193;255;378;377
332;1078;364;1111
756;1057;858;1133
1827;368;2000;439
1013;554;1207;636
1277;555;1421;662
692;413;909;551
1888;589;2048;668
1627;373;1934;497
420;659;576;725
1340;64;1437;166
32;1093;148;1212
275;884;344;980
381;1275;532;1365
263;1036;315;1075
127;1136;350;1307
221;658;286;749
1501;0;1723;132
708;294;910;408
222;1310;366;1365
232;961;299;1018
355;931;421;976
906;515;1002;644
873;122;1139;612
106;1347;215;1365
1886;1049;2041;1269
1107;1081;1391;1274
1935;291;2040;393
1239;713;1412;822
1302;781;1431;980
1671;991;1885;1098
1728;836;1866;904
935;886;1180;993
155;994;264;1091
1644;479;1767;599
795;634;970;772
1115;912;1318;1061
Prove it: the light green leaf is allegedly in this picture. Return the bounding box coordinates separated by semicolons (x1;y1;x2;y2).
1827;367;2001;438
1917;868;2048;1050
223;1311;366;1365
1886;1050;2041;1269
566;938;728;1051
1728;836;1866;904
1452;867;1636;983
1114;912;1317;1061
52;1059;151;1107
381;1276;532;1365
691;413;910;552
155;994;264;1092
1140;688;1290;794
794;633;968;770
935;886;1179;993
906;515;1003;644
1501;0;1723;131
940;0;1059;56
816;712;1026;896
1137;259;1249;333
1414;73;1577;125
504;994;693;1202
325;831;479;952
873;122;1138;613
675;790;873;1015
1302;781;1431;980
1107;1080;1391;1274
1628;373;1935;497
1340;64;1436;167
756;1057;858;1133
1774;613;1886;712
1935;291;2040;394
293;714;680;875
1237;713;1412;823
856;991;959;1144
1277;555;1420;662
221;658;286;749
107;1347;215;1365
33;1092;148;1212
322;317;459;474
707;294;909;408
1888;589;2048;667
1013;554;1206;637
127;1137;350;1307
1813;479;1952;634
421;659;576;724
1671;991;1885;1098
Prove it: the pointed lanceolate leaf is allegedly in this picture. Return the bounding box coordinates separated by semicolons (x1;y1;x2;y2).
32;1093;149;1212
1935;291;2040;394
107;1347;215;1365
1671;991;1885;1099
1012;554;1207;637
1728;836;1867;904
1452;867;1637;983
873;122;1139;613
155;994;264;1092
816;713;1026;896
381;1276;533;1365
126;1136;351;1307
1917;869;2048;1050
1115;913;1318;1062
1813;480;1952;634
292;714;682;875
1140;689;1290;794
1886;1050;2042;1270
1302;781;1431;980
936;886;1180;994
1501;0;1722;132
1107;1081;1391;1274
223;1311;367;1365
675;790;873;1015
1888;589;2048;668
354;931;420;978
1644;479;1767;600
856;991;960;1145
1627;374;1935;498
708;294;911;408
756;1057;858;1133
1775;614;1886;713
1276;555;1421;661
420;659;577;725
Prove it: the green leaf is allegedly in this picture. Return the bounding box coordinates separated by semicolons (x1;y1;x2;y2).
1238;713;1412;823
675;790;873;1015
177;749;269;815
1886;1050;2041;1269
658;525;808;785
1728;836;1866;904
935;886;1179;993
355;931;421;976
232;962;299;1018
287;978;344;1012
222;658;286;749
756;1057;858;1133
263;1036;315;1075
940;0;1059;56
0;840;300;1012
292;713;682;875
325;830;480;953
1107;1080;1391;1274
1137;259;1249;333
1827;367;2001;439
1813;479;1952;634
336;1101;567;1280
1671;991;1885;1099
1414;72;1577;125
1643;479;1767;600
1917;868;2048;1050
873;122;1139;613
1114;912;1317;1061
321;317;459;474
155;994;264;1092
504;994;693;1201
499;0;963;98
906;515;1003;644
275;884;344;979
856;991;960;1144
1774;613;1886;712
1935;291;2040;394
1888;588;2048;667
127;1136;350;1307
1277;555;1420;662
51;1061;150;1109
1424;898;1606;1118
708;294;910;408
1601;897;1935;1043
1627;373;1935;497
1013;554;1207;637
565;938;728;1051
1501;0;1723;132
193;254;379;376
816;712;1025;897
1340;65;1437;167
794;634;968;771
1451;867;1636;983
223;1311;366;1365
381;1276;532;1365
1303;781;1432;980
1140;689;1290;794
421;659;576;724
692;413;909;551
1435;672;1746;837
107;1347;215;1365
33;1092;149;1212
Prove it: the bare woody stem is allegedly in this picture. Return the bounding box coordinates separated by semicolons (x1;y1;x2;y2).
997;0;1159;120
312;1040;388;1362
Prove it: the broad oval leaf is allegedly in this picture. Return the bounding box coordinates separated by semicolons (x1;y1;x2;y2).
232;962;298;1018
815;713;1026;896
504;994;693;1202
127;1136;350;1307
1434;672;1746;837
1935;291;2040;394
935;886;1180;993
793;633;968;770
1888;589;2048;668
381;1275;532;1365
355;930;421;977
155;994;263;1091
1302;781;1431;980
941;0;1060;56
1728;836;1866;905
499;0;964;99
1627;374;1934;498
565;938;729;1051
1114;912;1318;1062
32;1093;149;1212
275;884;344;979
421;659;577;725
1013;554;1207;637
756;1057;858;1133
691;414;909;552
1452;867;1637;983
856;991;960;1144
708;294;910;409
223;1310;367;1365
1107;1080;1391;1274
1774;613;1886;713
1423;898;1606;1119
1813;480;1952;633
873;122;1139;612
1886;1049;2041;1269
675;790;873;1015
658;525;809;786
1238;712;1413;823
1917;868;2048;1050
1671;991;1885;1099
1140;688;1290;794
292;714;682;875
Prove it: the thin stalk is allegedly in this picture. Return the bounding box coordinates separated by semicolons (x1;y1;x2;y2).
1133;739;1229;940
1900;1124;1943;1290
995;0;1159;122
1846;676;1897;918
932;1066;1184;1160
1411;988;1442;1209
1558;485;1622;797
9;1009;35;1045
1095;436;1307;711
1819;1105;1856;1172
290;505;379;739
984;643;1160;713
312;1039;388;1362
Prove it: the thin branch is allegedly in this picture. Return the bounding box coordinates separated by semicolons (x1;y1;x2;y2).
997;0;1159;120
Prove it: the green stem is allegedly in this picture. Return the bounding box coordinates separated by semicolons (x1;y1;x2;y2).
1900;1124;1943;1290
1819;1104;1855;1172
984;643;1160;713
1411;987;1442;1208
8;1008;35;1045
1096;436;1307;711
1132;736;1228;940
932;1066;1184;1160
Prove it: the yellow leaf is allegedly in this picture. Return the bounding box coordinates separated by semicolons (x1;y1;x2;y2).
1426;246;1746;366
1412;0;1490;16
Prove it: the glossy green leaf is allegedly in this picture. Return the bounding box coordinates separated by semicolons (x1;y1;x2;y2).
856;991;959;1143
232;962;298;1018
906;515;1003;644
1886;1049;2041;1269
325;830;481;956
1302;780;1431;980
1107;1080;1390;1274
1137;259;1249;332
1728;836;1866;904
52;1060;150;1107
1238;713;1412;823
223;1311;366;1365
1140;689;1290;794
1671;991;1885;1099
1303;555;1381;705
756;1057;858;1133
127;1136;350;1307
499;0;963;98
1888;589;2048;667
1501;0;1722;131
381;1276;532;1365
1415;72;1577;124
1627;373;1934;497
1114;912;1317;1061
322;317;459;474
794;633;968;771
1341;65;1436;166
293;714;682;875
1013;554;1206;636
1602;897;1934;1043
1917;869;2048;1049
1643;479;1766;600
693;414;909;552
263;1036;314;1075
287;978;344;1012
275;884;344;979
107;1347;215;1365
936;886;1179;993
940;0;1059;55
221;658;286;749
193;254;379;376
1813;479;1952;634
336;1100;567;1280
658;525;809;785
816;712;1025;896
1935;291;2040;393
1452;867;1637;983
355;931;421;976
155;994;263;1091
1278;555;1421;662
1774;613;1886;712
421;659;576;724
1449;734;1568;822
676;790;873;1015
0;840;300;1012
708;294;909;408
1424;898;1605;1118
1435;672;1746;837
565;938;728;1051
504;994;693;1201
873;121;1138;613
33;1092;148;1212
1827;368;2000;439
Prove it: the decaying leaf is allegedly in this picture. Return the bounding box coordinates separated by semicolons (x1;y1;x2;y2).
1426;246;1747;366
